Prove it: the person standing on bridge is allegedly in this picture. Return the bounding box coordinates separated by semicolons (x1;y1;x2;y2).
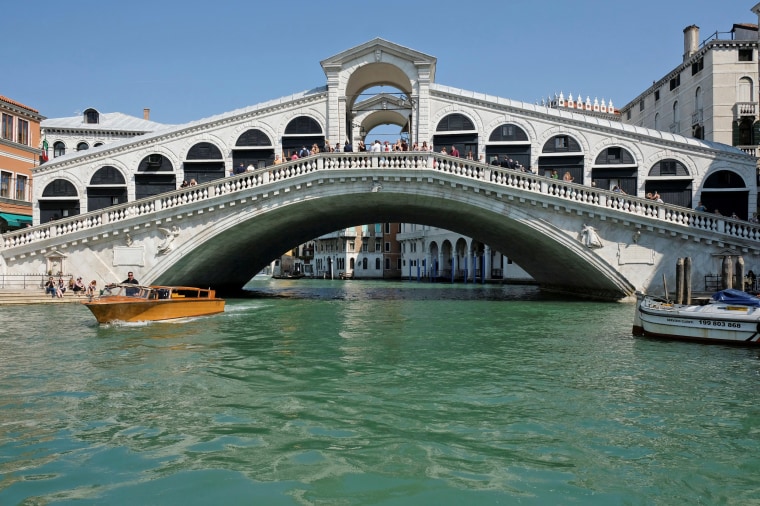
450;145;460;157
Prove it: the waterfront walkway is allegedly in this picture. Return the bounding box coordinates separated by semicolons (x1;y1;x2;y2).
0;289;85;305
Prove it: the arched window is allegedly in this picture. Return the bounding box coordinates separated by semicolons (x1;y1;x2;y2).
376;258;381;270
703;170;746;189
541;135;582;153
284;117;322;135
594;147;635;165
672;101;680;132
488;123;528;142
53;141;66;158
42;179;77;197
89;166;126;185
436;113;475;132
235;129;272;146
654;112;660;131
362;258;368;269
77;142;89;151
738;76;753;103
648;159;689;177
83;108;100;124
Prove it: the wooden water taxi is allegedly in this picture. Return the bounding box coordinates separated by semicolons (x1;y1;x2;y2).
83;284;225;323
633;289;760;345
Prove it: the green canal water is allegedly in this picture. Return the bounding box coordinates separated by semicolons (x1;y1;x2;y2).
1;280;759;505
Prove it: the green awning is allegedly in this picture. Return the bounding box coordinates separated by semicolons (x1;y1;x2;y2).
0;212;33;228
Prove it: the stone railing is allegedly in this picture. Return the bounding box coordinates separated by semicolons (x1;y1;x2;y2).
3;152;760;251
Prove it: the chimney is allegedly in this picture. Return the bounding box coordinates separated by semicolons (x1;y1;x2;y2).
683;25;700;62
143;108;150;120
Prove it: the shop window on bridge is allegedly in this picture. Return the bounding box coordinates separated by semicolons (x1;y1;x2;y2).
233;129;275;170
87;166;127;212
486;123;531;167
700;170;749;219
185;142;225;183
434;114;477;156
282;116;324;158
136;154;175;199
40;179;80;223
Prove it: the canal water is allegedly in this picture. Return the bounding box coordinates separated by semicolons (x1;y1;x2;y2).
1;280;759;505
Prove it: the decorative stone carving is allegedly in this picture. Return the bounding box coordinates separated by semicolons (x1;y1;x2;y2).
157;226;180;255
578;224;603;249
125;233;133;246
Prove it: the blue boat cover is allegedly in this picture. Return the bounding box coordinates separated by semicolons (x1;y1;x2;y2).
711;288;760;307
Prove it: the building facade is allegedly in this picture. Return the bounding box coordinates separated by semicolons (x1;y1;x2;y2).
619;10;760;215
0;95;43;232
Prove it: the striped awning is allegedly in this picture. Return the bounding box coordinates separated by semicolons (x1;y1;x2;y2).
0;212;33;228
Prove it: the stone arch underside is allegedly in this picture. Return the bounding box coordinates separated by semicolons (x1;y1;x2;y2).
149;191;634;300
344;63;414;114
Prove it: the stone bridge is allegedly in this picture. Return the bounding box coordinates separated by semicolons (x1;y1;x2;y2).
3;152;760;300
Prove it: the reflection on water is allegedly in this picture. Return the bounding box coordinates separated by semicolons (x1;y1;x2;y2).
1;281;759;504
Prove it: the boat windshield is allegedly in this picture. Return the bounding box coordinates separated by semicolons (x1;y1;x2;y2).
102;284;153;299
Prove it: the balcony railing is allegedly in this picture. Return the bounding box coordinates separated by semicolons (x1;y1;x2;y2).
737;145;758;157
691;109;703;125
734;102;758;120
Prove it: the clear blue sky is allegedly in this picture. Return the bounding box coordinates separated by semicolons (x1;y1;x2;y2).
3;0;756;126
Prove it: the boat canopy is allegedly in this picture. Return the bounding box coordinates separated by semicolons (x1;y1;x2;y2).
711;288;760;307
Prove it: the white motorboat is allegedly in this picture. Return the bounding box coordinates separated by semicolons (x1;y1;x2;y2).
633;289;760;345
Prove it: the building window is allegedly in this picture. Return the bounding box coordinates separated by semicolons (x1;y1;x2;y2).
384;223;390;234
53;141;66;157
669;74;681;91
1;113;12;141
375;258;381;270
655;90;660;101
639;100;644;112
739;49;754;62
691;57;704;75
16;175;27;200
385;241;390;252
16;119;29;145
0;171;10;198
84;108;100;124
385;258;390;270
375;240;381;252
626;110;631;120
77;142;89;151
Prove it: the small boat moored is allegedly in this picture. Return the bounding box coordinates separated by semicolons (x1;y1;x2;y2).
83;284;225;324
633;288;760;345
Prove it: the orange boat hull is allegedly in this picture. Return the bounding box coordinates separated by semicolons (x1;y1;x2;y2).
83;287;225;323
